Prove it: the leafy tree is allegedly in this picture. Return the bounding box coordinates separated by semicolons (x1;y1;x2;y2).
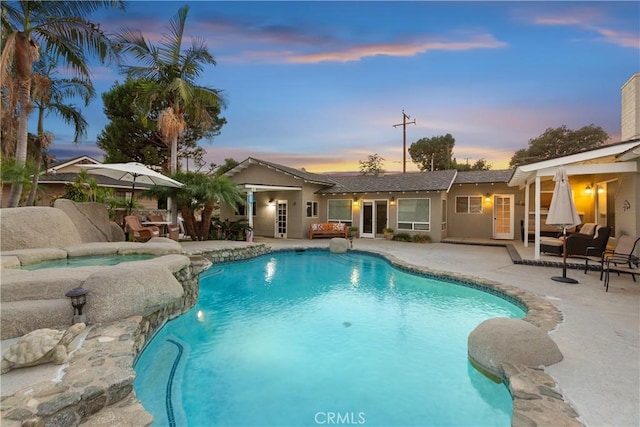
97;79;219;168
359;153;385;176
212;158;239;176
408;134;456;171
453;158;492;171
27;53;94;205
509;125;609;167
97;79;168;165
114;5;226;223
1;0;124;207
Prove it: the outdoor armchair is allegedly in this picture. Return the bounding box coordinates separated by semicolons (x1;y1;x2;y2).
565;225;610;258
540;222;598;256
584;235;640;279
603;251;639;292
124;215;160;242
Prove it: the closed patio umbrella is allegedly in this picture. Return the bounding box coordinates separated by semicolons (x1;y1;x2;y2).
78;162;183;216
546;167;582;283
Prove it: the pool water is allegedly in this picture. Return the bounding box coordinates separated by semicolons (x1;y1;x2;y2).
134;251;524;426
21;254;155;270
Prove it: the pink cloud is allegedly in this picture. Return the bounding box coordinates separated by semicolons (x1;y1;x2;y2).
531;7;639;49
286;34;507;64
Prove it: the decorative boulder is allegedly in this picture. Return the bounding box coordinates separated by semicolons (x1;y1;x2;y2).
0;207;82;251
329;238;349;253
53;199;125;242
468;317;563;379
82;263;184;324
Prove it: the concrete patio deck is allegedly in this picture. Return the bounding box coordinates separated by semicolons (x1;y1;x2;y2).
181;237;640;427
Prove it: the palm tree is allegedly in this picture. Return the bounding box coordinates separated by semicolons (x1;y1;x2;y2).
146;171;244;241
26;53;94;205
114;4;225;223
0;1;124;207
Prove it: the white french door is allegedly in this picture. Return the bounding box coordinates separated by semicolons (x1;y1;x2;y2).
275;200;287;238
493;195;514;240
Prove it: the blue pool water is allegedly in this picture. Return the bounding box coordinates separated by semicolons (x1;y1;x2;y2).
22;254;155;270
134;250;525;426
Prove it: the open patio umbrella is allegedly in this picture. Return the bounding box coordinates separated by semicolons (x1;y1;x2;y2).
78;162;183;215
545;167;582;283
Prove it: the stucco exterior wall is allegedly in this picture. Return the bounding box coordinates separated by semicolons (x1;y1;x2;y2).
221;163;327;239
615;165;639;246
447;183;523;240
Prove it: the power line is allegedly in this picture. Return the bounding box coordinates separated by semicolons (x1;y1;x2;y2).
393;110;416;173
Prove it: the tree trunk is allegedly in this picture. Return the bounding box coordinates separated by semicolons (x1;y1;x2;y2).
180;205;198;241
200;199;215;240
7;32;36;208
7;78;31;207
26;107;46;206
169;135;179;225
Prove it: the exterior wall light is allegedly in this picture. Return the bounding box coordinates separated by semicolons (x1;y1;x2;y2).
65;287;88;324
484;193;491;203
390;196;396;206
585;185;593;195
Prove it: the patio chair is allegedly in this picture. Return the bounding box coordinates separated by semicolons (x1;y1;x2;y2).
584;235;640;279
603;251;640;292
124;215;160;242
540;222;598;256
565;225;611;258
149;213;181;240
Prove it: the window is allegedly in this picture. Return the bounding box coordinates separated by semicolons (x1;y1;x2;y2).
306;201;319;218
441;199;447;231
455;196;483;214
327;199;352;224
236;201;256;217
397;198;430;231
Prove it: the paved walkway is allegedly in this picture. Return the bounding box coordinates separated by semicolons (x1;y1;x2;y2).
182;237;640;427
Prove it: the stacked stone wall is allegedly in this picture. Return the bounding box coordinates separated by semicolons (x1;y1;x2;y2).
0;259;204;427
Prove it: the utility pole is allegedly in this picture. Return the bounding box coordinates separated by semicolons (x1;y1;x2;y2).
393;110;416;173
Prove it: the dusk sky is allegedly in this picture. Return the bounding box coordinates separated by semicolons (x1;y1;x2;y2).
43;1;639;173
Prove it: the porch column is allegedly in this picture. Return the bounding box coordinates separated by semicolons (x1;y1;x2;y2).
524;181;530;247
534;175;541;260
247;189;254;241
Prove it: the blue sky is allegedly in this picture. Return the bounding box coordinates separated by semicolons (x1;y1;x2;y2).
44;1;639;172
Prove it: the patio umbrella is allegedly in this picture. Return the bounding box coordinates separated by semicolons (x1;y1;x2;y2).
545;167;582;283
78;162;183;215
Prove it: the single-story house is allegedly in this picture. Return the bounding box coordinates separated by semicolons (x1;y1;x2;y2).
221;139;639;253
220;157;525;242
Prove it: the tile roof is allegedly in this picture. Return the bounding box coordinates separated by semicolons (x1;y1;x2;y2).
318;170;458;194
226;158;336;185
453;169;514;184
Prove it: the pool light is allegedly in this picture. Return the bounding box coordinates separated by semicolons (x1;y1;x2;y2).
65;287;88;324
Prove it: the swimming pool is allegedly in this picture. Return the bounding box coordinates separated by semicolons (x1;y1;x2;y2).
21;254;156;270
134;250;525;426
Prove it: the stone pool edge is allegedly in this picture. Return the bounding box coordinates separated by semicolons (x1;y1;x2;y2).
349;247;583;427
1;243;580;426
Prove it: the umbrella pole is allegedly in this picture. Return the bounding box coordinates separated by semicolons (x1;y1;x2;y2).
552;227;579;284
128;177;137;217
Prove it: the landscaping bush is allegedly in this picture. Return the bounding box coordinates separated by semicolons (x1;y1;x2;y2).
393;232;412;242
412;234;432;243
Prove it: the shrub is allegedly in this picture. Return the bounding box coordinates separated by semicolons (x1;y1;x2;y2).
412;234;431;243
393;232;412;242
